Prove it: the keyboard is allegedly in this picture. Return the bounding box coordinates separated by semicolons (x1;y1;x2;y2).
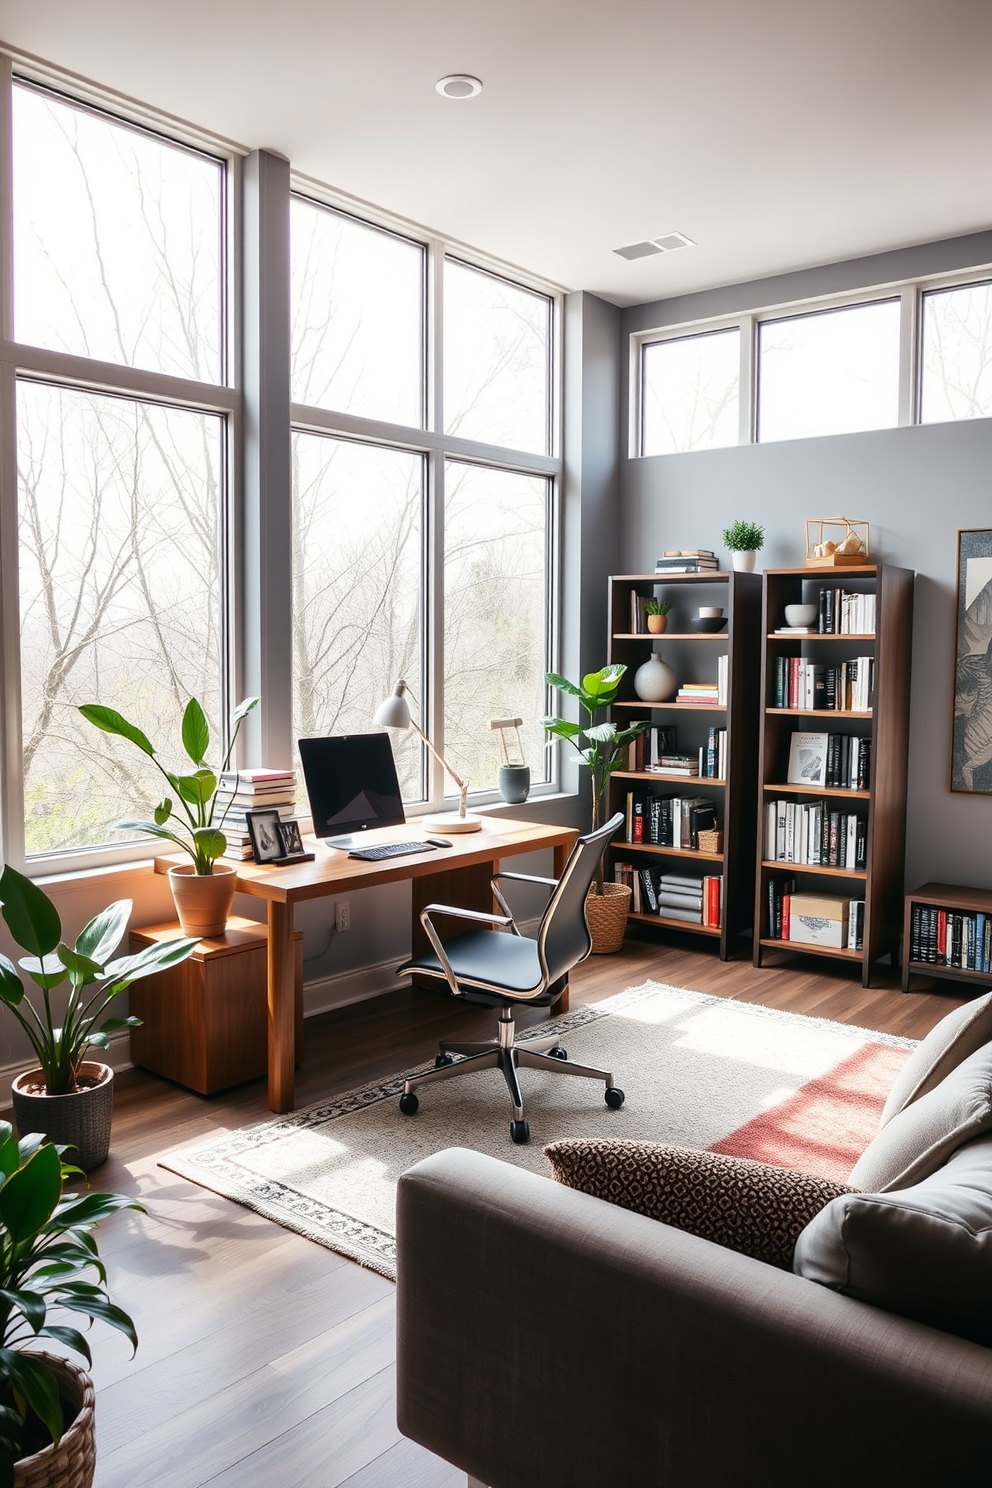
346;840;439;861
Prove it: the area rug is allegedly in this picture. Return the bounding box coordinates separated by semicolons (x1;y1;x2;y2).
161;981;915;1278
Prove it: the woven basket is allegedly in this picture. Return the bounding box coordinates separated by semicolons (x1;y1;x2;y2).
585;882;631;954
697;828;724;854
13;1353;95;1488
11;1064;113;1173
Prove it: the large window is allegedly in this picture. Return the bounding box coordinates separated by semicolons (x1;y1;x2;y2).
290;201;558;814
920;282;992;424
641;328;740;454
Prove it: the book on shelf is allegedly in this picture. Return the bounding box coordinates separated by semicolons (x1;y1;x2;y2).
628;723;679;770
787;732;829;787
662;549;716;557
773;626;814;634
909;903;992;973
654;559;719;573
219;768;295;786
772;657;874;712
764;798;867;868
816;587;876;635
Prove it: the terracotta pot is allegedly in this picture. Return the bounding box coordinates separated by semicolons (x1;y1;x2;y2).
584;882;631;954
646;614;668;634
13;1351;95;1488
167;862;238;938
11;1063;114;1172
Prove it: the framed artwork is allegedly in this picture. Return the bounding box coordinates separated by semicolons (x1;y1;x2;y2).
952;528;992;794
276;819;310;859
246;808;284;863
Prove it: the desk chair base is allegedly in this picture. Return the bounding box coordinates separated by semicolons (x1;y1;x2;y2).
398;1004;624;1144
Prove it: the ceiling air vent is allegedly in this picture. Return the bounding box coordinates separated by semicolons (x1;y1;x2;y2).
613;231;696;260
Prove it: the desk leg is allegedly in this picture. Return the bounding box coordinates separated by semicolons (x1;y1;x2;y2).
267;900;296;1113
550;839;570;1015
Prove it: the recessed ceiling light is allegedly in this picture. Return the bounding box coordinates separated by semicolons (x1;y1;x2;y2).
613;231;696;260
436;74;483;99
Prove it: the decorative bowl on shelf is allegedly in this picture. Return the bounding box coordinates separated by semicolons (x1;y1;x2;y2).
690;616;728;633
784;603;818;627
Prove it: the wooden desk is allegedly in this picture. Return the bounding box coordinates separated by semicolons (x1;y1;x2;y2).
191;816;576;1112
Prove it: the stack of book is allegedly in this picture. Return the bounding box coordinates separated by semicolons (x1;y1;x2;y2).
655;549;719;574
217;768;299;858
649;753;699;777
613;865;722;927
628;723;678;770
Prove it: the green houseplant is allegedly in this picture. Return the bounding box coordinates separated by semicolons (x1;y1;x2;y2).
0;864;198;1168
644;598;672;634
0;1123;142;1486
722;519;765;573
78;695;260;937
543;665;647;952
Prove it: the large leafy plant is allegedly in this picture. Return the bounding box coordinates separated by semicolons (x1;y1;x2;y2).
0;1125;141;1484
543;665;647;890
78;696;260;874
0;866;198;1096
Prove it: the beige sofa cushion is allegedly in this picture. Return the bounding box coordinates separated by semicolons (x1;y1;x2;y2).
881;990;992;1125
849;1041;992;1191
545;1138;853;1270
794;1132;992;1344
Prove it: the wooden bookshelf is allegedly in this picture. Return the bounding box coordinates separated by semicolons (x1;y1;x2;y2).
753;564;914;987
902;882;992;993
606;570;761;960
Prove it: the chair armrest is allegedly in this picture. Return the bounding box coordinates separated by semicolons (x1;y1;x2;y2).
491;870;558;889
418;905;514;996
397;1149;992;1488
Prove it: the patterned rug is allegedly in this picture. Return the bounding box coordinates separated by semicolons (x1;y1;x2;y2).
161;981;915;1278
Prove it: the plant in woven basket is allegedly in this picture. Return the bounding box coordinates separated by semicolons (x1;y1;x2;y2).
0;1123;142;1485
543;665;648;893
0;865;198;1096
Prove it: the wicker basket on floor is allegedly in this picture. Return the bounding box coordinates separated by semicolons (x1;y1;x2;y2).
584;882;631;954
14;1353;95;1488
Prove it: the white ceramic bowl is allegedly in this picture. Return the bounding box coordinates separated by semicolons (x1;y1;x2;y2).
698;606;724;618
784;603;818;627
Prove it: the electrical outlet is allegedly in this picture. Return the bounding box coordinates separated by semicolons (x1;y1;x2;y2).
335;901;350;932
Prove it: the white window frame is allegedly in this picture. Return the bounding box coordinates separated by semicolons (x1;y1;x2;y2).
631;268;992;458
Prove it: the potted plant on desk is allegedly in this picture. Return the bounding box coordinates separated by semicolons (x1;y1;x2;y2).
78;695;259;938
543;665;647;953
0;1123;142;1485
0;865;198;1169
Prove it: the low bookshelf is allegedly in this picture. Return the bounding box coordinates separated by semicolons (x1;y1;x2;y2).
902;882;992;994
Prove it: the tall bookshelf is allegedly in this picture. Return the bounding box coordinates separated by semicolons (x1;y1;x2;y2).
605;571;761;960
753;564;914;988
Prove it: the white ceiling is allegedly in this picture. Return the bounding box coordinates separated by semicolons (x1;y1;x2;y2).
3;0;991;307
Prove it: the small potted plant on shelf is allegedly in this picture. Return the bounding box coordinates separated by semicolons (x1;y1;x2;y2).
0;1123;142;1485
0;865;198;1169
722;519;765;573
78;695;260;938
644;598;672;634
543;665;647;953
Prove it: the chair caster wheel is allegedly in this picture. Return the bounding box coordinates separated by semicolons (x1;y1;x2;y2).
605;1087;625;1109
548;1046;568;1060
399;1092;419;1116
510;1119;530;1145
434;1053;454;1068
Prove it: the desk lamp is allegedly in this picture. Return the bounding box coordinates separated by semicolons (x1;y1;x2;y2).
373;681;482;833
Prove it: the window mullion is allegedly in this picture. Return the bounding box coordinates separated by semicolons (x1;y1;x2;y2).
899;285;919;426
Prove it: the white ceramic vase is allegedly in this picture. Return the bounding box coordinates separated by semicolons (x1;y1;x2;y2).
732;550;757;572
633;652;677;702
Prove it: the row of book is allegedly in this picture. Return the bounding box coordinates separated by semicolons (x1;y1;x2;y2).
615;863;723;926
772;656;875;712
786;731;871;791
766;877;865;949
624;790;718;849
764;799;867;869
676;655;728;707
217;768;299;859
654;549;719;575
627;725;727;780
909;905;992;974
815;587;876;635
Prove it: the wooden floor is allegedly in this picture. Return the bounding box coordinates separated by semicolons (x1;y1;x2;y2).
55;933;969;1487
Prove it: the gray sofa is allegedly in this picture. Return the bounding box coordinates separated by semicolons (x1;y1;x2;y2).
396;993;992;1487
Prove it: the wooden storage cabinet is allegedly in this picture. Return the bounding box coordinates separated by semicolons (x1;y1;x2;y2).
606;571;761;959
902;882;992;993
753;564;914;987
129;916;304;1095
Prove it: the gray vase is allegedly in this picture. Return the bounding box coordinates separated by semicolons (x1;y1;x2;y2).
498;765;531;804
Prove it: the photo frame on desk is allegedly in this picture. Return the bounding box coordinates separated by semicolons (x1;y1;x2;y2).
276;820;313;861
951;528;992;795
246;811;315;865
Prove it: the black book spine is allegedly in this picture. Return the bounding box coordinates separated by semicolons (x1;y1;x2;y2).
855;818;867;870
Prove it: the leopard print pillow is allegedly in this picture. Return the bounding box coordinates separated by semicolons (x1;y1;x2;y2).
545;1138;857;1270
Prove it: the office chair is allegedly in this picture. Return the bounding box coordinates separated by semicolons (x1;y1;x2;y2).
396;812;626;1144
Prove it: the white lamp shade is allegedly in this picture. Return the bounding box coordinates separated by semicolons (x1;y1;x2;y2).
373;682;412;730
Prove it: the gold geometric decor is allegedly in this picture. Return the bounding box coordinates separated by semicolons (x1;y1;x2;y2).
805;516;870;567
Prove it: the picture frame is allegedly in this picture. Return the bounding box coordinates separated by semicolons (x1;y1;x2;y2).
276;819;310;859
787;731;828;788
246;808;285;864
951;528;992;794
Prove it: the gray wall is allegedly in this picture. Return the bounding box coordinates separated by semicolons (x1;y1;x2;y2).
619;235;992;893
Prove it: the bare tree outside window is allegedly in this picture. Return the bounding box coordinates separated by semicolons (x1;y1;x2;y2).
921;283;992;424
641;329;740;455
758;301;901;442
